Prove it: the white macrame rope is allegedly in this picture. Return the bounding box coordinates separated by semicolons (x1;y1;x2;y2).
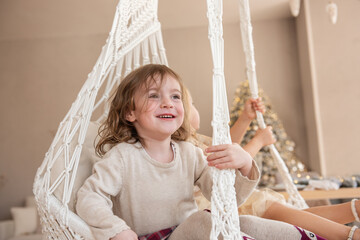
237;0;308;209
206;0;242;239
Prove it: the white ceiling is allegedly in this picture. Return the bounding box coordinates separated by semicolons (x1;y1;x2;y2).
158;0;293;29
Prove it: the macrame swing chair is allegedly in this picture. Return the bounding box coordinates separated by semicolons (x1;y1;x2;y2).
33;0;308;239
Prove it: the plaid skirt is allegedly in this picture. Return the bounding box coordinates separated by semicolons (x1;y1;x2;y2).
138;226;177;240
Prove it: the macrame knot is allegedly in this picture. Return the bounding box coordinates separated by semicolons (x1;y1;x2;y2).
65;166;72;174
213;68;224;77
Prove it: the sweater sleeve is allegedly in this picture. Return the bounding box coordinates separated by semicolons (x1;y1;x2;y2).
194;145;260;207
233;159;260;206
76;149;130;240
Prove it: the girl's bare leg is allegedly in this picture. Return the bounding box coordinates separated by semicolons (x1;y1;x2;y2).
262;202;360;240
304;199;360;224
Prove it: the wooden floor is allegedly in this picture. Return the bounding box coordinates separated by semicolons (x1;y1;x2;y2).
279;187;360;200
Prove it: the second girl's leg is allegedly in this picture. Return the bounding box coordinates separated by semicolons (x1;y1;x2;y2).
304;199;360;224
239;215;306;239
262;202;356;240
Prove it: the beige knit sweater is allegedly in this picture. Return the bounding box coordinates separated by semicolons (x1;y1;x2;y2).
76;140;259;239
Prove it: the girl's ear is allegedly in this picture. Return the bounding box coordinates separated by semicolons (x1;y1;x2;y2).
126;111;136;122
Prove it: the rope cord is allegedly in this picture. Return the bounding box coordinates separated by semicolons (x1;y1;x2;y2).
237;0;308;209
206;0;242;239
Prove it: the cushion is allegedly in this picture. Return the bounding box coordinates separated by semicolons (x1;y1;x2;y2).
8;234;44;240
10;207;37;236
25;196;42;234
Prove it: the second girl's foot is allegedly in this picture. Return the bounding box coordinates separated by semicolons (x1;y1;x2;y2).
349;226;360;240
351;199;360;222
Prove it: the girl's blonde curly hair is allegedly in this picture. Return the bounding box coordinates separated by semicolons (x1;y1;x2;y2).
96;64;191;157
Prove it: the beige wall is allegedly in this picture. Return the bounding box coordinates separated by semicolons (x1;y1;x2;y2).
0;0;116;220
295;2;323;173
298;0;360;176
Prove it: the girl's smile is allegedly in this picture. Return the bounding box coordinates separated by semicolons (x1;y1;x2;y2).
157;113;176;119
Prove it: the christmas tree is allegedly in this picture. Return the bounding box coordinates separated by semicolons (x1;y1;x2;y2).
229;80;307;187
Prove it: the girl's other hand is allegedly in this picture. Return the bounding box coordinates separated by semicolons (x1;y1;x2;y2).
254;126;276;147
110;229;138;240
243;98;265;120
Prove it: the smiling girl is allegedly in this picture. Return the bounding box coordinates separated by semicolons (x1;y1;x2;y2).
76;64;262;240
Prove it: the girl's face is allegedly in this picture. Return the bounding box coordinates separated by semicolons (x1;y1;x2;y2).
126;74;184;141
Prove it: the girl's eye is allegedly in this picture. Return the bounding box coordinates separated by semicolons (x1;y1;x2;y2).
172;94;181;100
149;93;159;98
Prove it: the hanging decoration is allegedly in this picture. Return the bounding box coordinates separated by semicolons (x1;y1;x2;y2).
326;1;338;24
290;0;339;25
289;0;301;17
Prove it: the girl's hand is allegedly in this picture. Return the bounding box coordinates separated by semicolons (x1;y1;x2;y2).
206;143;253;177
110;230;138;240
242;98;265;121
254;126;276;147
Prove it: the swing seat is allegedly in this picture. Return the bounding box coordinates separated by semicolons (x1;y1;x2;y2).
32;0;306;238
